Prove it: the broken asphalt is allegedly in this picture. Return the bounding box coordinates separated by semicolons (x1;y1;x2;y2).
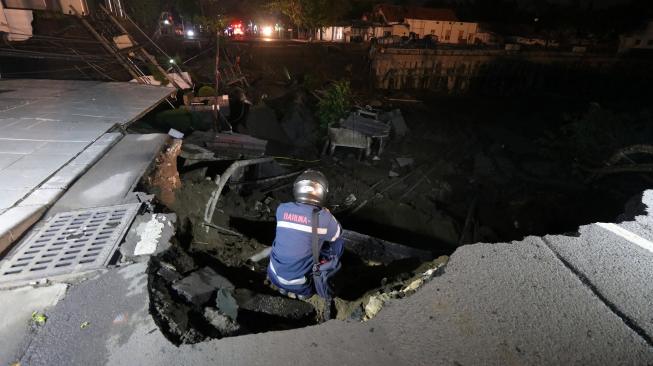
4;191;653;365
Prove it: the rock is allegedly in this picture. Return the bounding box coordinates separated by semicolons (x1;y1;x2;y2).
364;293;391;320
348;305;365;321
381;109;408;137
395;157;414;168
159;246;198;274
248;247;272;262
215;288;239;320
172;267;234;306
402;278;424;293
204;308;240;335
181;167;207;182
234;289;315;320
180;143;216;161
157;264;182;283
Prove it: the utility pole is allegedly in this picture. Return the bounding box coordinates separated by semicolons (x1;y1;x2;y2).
214;28;231;132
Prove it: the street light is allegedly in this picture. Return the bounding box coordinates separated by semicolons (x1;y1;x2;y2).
186;29;195;37
261;26;273;37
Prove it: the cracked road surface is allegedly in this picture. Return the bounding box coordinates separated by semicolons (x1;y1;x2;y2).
6;192;653;365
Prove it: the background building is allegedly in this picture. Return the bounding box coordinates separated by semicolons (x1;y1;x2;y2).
619;21;653;52
372;4;480;44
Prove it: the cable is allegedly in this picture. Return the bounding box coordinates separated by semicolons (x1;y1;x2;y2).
0;48;114;62
4;31;102;44
271;156;322;163
0;61;121;76
182;45;216;65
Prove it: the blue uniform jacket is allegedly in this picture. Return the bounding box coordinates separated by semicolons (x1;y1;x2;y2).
268;202;342;293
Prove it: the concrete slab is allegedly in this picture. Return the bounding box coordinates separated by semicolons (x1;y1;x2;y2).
0;283;68;365
38;163;92;190
0;205;46;254
544;222;653;341
0;79;173;213
120;213;176;261
7;153;74;170
0;133;122;257
0;188;31;209
0;154;23;170
34;141;91;155
0;140;47;154
17;236;653;366
48;134;168;214
18;188;65;207
0;168;53;190
0;79;173;124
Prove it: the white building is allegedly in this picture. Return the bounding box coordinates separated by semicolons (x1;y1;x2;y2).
619;21;653;53
0;1;33;41
372;4;480;44
316;26;346;42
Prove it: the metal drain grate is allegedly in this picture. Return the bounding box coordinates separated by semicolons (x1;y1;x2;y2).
0;203;141;284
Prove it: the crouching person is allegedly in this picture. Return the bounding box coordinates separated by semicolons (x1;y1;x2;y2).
267;170;344;318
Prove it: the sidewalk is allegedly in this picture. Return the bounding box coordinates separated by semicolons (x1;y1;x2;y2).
0;79;173;254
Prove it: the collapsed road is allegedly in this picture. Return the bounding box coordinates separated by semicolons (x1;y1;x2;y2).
1;70;653;366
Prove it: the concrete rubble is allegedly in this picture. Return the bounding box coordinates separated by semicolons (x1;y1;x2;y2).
204;307;240;335
364;259;446;321
395;157;415;168
380;109;409;137
234;289;316;320
120;213;177;261
172;267;235;306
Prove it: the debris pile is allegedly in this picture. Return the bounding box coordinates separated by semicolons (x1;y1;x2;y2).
325;107;407;160
363;256;448;321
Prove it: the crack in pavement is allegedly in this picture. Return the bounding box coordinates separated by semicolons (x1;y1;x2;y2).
541;235;653;348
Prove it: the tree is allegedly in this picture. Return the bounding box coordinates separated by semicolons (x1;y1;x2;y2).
267;0;350;30
126;0;163;30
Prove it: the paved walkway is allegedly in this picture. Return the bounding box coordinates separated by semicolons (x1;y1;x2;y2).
6;192;653;365
0;80;173;253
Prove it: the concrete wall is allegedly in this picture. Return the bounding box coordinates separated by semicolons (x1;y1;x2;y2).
370;48;650;95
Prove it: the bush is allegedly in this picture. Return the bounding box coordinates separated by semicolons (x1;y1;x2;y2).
316;80;352;130
197;86;216;97
155;109;193;133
